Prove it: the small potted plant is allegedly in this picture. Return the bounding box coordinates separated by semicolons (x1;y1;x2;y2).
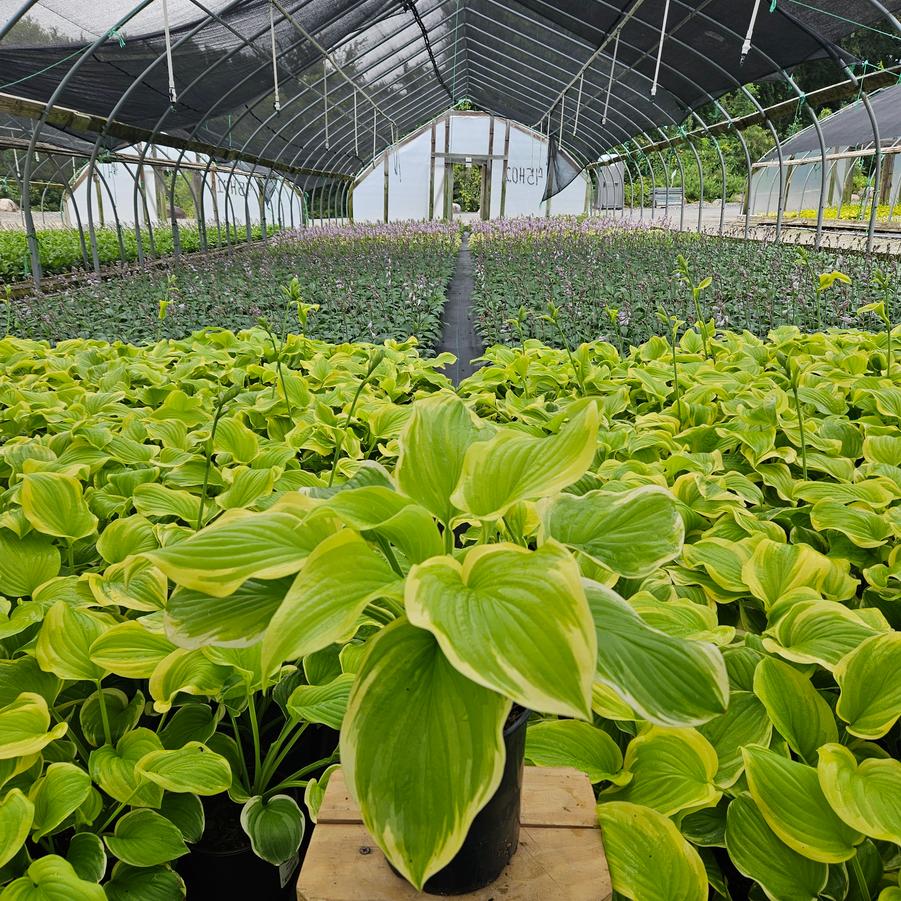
151;390;715;892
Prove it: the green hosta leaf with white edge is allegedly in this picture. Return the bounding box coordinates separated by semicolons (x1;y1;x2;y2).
29;762;91;840
90;621;178;679
165;577;292;650
133;483;202;525
215;466;276;510
304;764;340;824
0;530;60;598
596;801;707;901
406;541;594;719
262;530;400;676
680;536;757;594
104;862;187;901
146;510;337;597
816;743;901;843
0;692;68;760
697;690;772;788
725;793;828;901
395;392;490;525
810;501;893;548
585;580;728;726
340;619;509;891
79;688;144;747
525;720;627;784
35;602;112;682
0;789;33;869
835;632;901;738
742;539;857;609
89;728;164;808
450;404;598;520
21;472;98;540
1;855;107;901
135;742;231;796
240;794;305;866
605;726;720;816
148;648;232;713
542;485;684;578
765;600;886;671
66;832;106;882
286;674;353;730
753;656;837;763
743;744;862;863
88;557;167;613
104;809;189;867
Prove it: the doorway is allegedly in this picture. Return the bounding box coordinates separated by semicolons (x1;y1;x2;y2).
445;157;489;221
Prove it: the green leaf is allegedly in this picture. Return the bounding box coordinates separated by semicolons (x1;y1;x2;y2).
340;619;509;890
596;801;708;901
697;690;773;788
810;501;893;548
542;485;684;578
97;515;158;565
89;728;165;808
240;794;305;866
133;484;201;525
725;793;828;901
147;510;336;597
0;789;33;869
585;581;728;726
743;744;862;863
104;809;189;867
104;862;186;901
406;541;595;719
753;657;837;763
213;417;260;463
835;633;901;738
79;688;144;747
35;602;111;682
66;832;106;882
215;466;276;510
29;762;91;840
147;648;232;713
0;855;106;901
304;764;339;824
135;742;231;795
818;742;901;847
524;720;626;784
21;472;98;540
286;674;354;730
165;578;291;650
0;692;68;760
261;530;399;675
0;530;59;598
450;404;598;520
157;705;217;750
90;622;178;679
606;726;720;816
160;793;204;843
395;392;489;524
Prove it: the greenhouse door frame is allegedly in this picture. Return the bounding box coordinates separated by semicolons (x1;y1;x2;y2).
442;155;494;221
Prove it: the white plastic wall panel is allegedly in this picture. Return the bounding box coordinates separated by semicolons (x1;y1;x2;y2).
388;129;432;221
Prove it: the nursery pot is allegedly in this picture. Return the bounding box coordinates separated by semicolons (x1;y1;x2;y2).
396;705;531;896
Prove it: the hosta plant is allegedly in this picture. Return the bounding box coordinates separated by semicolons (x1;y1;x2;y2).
150;390;725;889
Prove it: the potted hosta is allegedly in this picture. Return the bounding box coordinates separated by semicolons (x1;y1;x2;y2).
149;391;726;892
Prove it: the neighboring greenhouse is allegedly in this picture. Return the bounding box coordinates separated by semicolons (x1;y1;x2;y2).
1;4;900;901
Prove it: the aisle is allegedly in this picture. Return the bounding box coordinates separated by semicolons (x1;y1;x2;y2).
436;231;484;384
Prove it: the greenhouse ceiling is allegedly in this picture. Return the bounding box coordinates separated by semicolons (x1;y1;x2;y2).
1;0;900;188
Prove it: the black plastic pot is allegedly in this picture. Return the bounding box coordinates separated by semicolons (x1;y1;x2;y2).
397;705;531;896
180;840;300;899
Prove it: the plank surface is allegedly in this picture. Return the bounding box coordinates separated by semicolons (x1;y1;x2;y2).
300;766;611;901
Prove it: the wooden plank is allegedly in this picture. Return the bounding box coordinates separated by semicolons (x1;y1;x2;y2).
428;123;436;220
499;119;510;218
297;823;611;901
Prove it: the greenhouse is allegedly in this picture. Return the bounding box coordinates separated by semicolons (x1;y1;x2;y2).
0;2;900;900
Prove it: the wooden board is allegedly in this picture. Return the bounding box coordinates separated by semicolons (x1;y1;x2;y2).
298;766;612;901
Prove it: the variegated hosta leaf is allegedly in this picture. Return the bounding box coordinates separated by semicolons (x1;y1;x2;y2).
406;541;595;719
103;809;189;868
35;602;113;682
0;788;34;869
89;728;164;808
525;720;628;785
29;762;91;840
0;529;60;598
286;674;354;730
240;794;305;866
0;692;68;760
604;726;721;816
541;485;684;578
816;743;901;844
1;855;107;901
725;793;828;901
90;621;178;679
21;471;98;540
810;501;893;549
450;403;598;520
395;392;491;525
340;619;509;891
148;648;232;713
585;580;728;726
596;801;708;901
743;744;862;863
135;742;231;795
261;530;400;676
835;632;901;739
752;656;836;763
96;514;158;565
146;509;337;597
697;691;772;788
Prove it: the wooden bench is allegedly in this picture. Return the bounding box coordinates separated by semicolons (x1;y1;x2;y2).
297;766;612;901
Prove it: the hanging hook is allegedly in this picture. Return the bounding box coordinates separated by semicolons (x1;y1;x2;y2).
161;0;177;104
573;73;584;136
269;0;281;112
741;0;763;65
651;0;671;97
603;31;620;126
323;59;330;150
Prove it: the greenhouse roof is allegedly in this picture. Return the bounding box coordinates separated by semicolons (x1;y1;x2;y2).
1;0;900;189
